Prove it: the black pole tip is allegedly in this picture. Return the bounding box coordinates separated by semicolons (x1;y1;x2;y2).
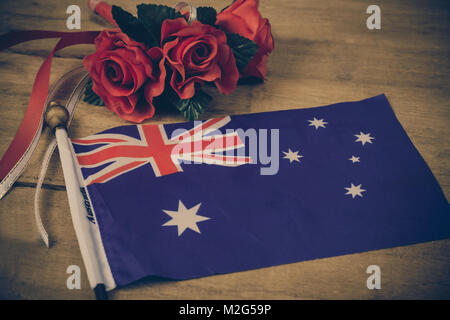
94;284;108;300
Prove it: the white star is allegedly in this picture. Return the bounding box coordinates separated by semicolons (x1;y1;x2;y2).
349;156;360;163
354;132;375;146
345;183;366;199
308;117;327;129
162;201;210;236
282;149;304;163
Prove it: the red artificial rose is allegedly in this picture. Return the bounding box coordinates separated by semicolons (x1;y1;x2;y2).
83;29;166;123
216;0;274;79
161;18;239;100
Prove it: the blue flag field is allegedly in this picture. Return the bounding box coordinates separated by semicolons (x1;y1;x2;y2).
71;94;450;288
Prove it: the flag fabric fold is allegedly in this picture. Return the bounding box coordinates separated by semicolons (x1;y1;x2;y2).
71;94;450;288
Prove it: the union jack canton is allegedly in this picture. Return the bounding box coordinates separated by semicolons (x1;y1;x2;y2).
72;116;252;185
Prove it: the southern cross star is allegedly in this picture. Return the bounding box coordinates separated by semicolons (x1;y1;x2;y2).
354;132;375;146
162;200;210;236
308;117;327;129
282;149;303;163
345;183;366;198
349;155;360;163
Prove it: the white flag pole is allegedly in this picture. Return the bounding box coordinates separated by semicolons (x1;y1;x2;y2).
44;102;108;300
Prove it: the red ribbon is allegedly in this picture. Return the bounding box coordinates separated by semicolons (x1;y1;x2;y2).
89;0;118;27
0;30;100;181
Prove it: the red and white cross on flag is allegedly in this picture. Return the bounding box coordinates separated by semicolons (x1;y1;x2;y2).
71;116;252;185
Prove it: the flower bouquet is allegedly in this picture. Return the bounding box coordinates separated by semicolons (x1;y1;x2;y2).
84;0;274;122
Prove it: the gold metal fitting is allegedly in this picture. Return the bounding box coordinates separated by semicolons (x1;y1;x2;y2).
44;101;70;132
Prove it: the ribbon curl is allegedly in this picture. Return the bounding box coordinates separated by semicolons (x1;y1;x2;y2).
0;30;100;200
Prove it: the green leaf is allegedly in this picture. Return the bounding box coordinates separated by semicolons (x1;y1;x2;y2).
83;78;105;106
175;90;212;121
226;33;259;71
111;5;156;46
196;7;217;25
137;4;183;45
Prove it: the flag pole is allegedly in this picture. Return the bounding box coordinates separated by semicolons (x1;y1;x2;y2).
44;102;108;300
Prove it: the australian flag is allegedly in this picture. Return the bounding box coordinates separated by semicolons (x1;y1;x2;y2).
71;94;450;288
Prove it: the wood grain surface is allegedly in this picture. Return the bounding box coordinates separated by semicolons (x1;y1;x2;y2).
0;0;449;299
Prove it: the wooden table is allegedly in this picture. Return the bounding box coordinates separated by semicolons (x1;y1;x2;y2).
0;0;449;299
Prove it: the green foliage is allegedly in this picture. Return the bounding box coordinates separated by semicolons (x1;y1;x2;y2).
175;90;212;121
111;5;156;46
226;33;259;71
137;4;183;45
83;78;105;106
196;7;217;25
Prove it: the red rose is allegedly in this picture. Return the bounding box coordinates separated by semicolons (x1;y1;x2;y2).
161;18;239;100
83;29;166;123
216;0;274;79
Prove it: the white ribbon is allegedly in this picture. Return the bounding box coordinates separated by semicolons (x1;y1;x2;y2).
33;67;89;247
33;140;57;247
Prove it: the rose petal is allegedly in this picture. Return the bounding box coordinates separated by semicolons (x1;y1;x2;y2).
254;19;274;53
232;0;261;28
215;45;239;94
183;35;218;70
216;13;253;39
118;97;155;123
144;56;167;99
243;53;267;79
161;18;188;43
